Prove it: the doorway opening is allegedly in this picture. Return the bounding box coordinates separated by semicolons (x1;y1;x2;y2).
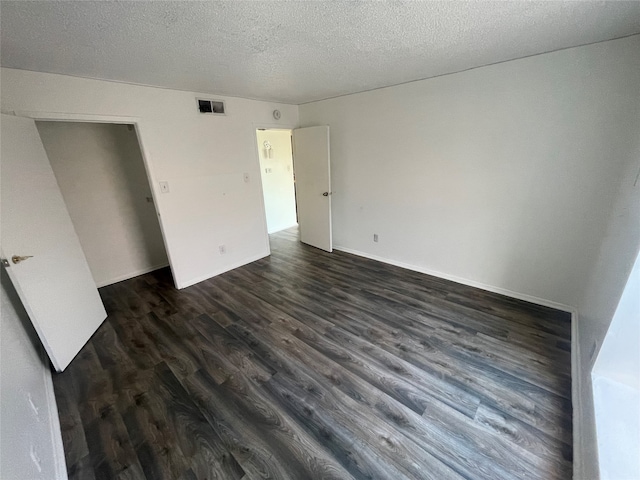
255;128;299;235
254;125;333;253
36;121;171;288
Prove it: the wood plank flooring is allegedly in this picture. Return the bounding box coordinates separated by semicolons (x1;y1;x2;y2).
53;227;572;479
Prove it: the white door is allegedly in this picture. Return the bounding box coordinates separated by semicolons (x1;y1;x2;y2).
1;114;107;372
292;126;332;252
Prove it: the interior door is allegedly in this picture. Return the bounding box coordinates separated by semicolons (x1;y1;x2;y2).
292;126;332;252
1;114;107;372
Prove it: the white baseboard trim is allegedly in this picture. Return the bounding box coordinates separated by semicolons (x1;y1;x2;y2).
177;251;270;289
333;245;575;313
95;263;170;288
43;352;68;479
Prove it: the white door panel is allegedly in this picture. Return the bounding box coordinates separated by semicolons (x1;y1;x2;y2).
292;126;332;252
1;114;107;372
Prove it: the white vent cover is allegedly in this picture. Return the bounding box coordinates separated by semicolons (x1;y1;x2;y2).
197;98;225;115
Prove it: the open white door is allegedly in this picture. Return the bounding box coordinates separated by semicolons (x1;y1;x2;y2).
292;126;332;252
1;114;107;372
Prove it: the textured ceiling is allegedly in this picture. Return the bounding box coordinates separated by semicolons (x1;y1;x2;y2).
2;1;640;104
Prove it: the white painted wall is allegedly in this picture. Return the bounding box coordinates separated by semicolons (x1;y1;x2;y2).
299;35;640;311
256;129;297;233
0;272;66;479
575;148;640;478
591;250;640;480
592;376;640;480
1;68;299;288
36;122;168;287
593;251;640;389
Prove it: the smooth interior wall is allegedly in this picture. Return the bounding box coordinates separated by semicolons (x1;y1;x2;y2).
593;250;640;388
1;68;299;288
299;35;640;311
256;129;297;233
591;251;640;480
36;122;168;287
0;271;66;479
575;145;640;478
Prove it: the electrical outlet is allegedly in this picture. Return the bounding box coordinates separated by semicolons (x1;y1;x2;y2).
373;234;379;243
219;245;226;255
159;181;170;193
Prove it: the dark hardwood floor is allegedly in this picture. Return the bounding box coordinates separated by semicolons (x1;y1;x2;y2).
53;227;572;480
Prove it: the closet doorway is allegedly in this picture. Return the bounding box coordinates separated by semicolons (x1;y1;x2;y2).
36;121;170;288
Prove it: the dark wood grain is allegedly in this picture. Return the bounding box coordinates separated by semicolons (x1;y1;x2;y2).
53;226;572;479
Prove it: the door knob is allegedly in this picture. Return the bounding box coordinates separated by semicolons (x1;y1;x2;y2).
322;192;332;197
11;255;33;264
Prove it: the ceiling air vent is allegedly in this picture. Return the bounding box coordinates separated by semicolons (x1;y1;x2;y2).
197;98;225;115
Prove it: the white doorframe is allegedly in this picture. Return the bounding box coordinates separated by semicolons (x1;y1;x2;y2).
251;121;298;256
4;110;178;289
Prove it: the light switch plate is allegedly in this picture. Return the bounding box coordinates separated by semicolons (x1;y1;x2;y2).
159;181;170;193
